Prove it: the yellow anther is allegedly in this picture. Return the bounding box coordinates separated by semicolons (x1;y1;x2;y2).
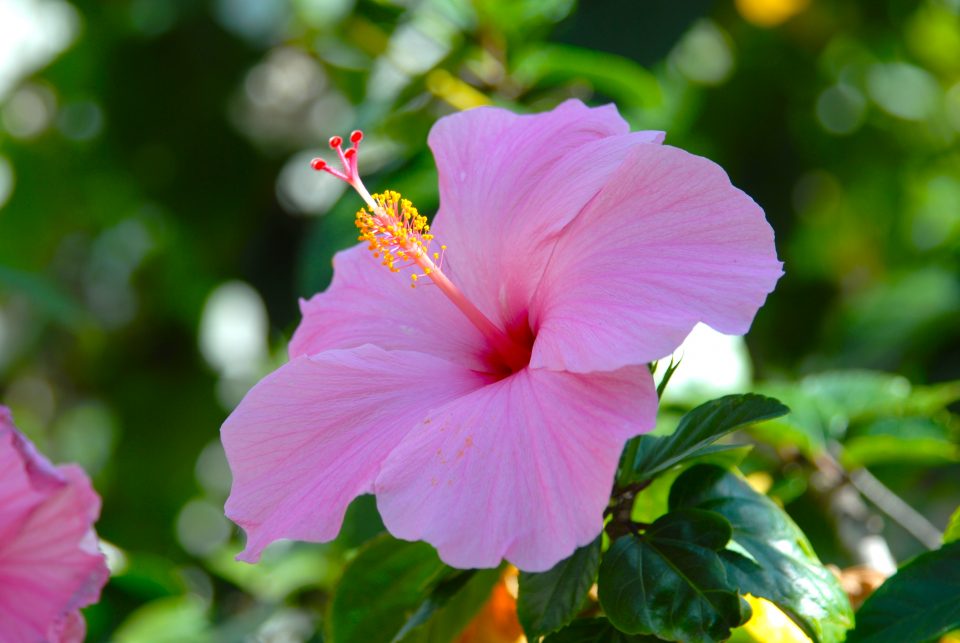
355;190;441;279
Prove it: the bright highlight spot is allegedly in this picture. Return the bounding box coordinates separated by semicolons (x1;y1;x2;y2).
742;594;813;642
736;0;810;28
0;0;79;100
656;323;753;404
100;539;129;576
867;62;940;121
176;499;232;556
1;83;56;138
199;281;269;378
277;150;347;215
671;20;734;86
0;157;14;209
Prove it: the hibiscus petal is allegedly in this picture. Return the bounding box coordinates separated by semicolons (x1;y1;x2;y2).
222;345;487;562
49;610;87;643
428;100;664;330
375;365;657;572
0;465;107;642
0;415;60;547
530;144;783;373
289;245;490;371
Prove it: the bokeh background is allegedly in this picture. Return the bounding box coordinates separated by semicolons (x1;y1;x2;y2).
1;0;958;640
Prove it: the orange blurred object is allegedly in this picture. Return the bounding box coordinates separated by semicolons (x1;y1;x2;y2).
459;567;527;643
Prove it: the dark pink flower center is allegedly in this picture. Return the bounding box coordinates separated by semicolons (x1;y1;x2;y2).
483;314;535;379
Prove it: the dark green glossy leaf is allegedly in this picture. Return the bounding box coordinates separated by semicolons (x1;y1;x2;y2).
329;534;448;643
847;542;960;643
517;537;601;640
623;394;788;483
670;465;853;643
542;618;664;643
655;356;682;398
598;509;749;643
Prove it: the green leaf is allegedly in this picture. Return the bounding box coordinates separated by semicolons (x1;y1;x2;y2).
800;370;915;420
841;435;959;468
670;465;853;643
905;380;960;415
751;370;960;462
655;356;682;398
329;534;448;643
512;44;662;109
113;595;209;643
598;509;749;643
798;370;960;419
749;384;829;456
517;537;601;640
395;568;501;643
623;394;788;483
542;618;664;643
754;372;960;458
847;542;960;643
206;544;340;600
945;505;960;544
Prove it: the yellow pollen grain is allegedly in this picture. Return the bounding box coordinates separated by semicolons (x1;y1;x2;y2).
355;190;436;276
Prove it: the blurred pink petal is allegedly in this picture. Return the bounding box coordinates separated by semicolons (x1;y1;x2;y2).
376;366;656;571
223;345;487;561
48;610;86;643
0;407;108;643
531;144;783;372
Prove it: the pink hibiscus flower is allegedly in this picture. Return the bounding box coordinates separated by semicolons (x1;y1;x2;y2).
222;100;782;571
0;406;109;642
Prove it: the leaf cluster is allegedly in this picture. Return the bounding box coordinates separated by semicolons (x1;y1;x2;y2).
325;392;960;643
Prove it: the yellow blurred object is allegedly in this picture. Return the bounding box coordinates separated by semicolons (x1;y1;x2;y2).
746;471;773;495
427;69;491;111
742;594;813;643
736;0;810;27
458;567;527;643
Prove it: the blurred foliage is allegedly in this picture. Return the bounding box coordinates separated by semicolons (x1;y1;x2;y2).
1;0;959;640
